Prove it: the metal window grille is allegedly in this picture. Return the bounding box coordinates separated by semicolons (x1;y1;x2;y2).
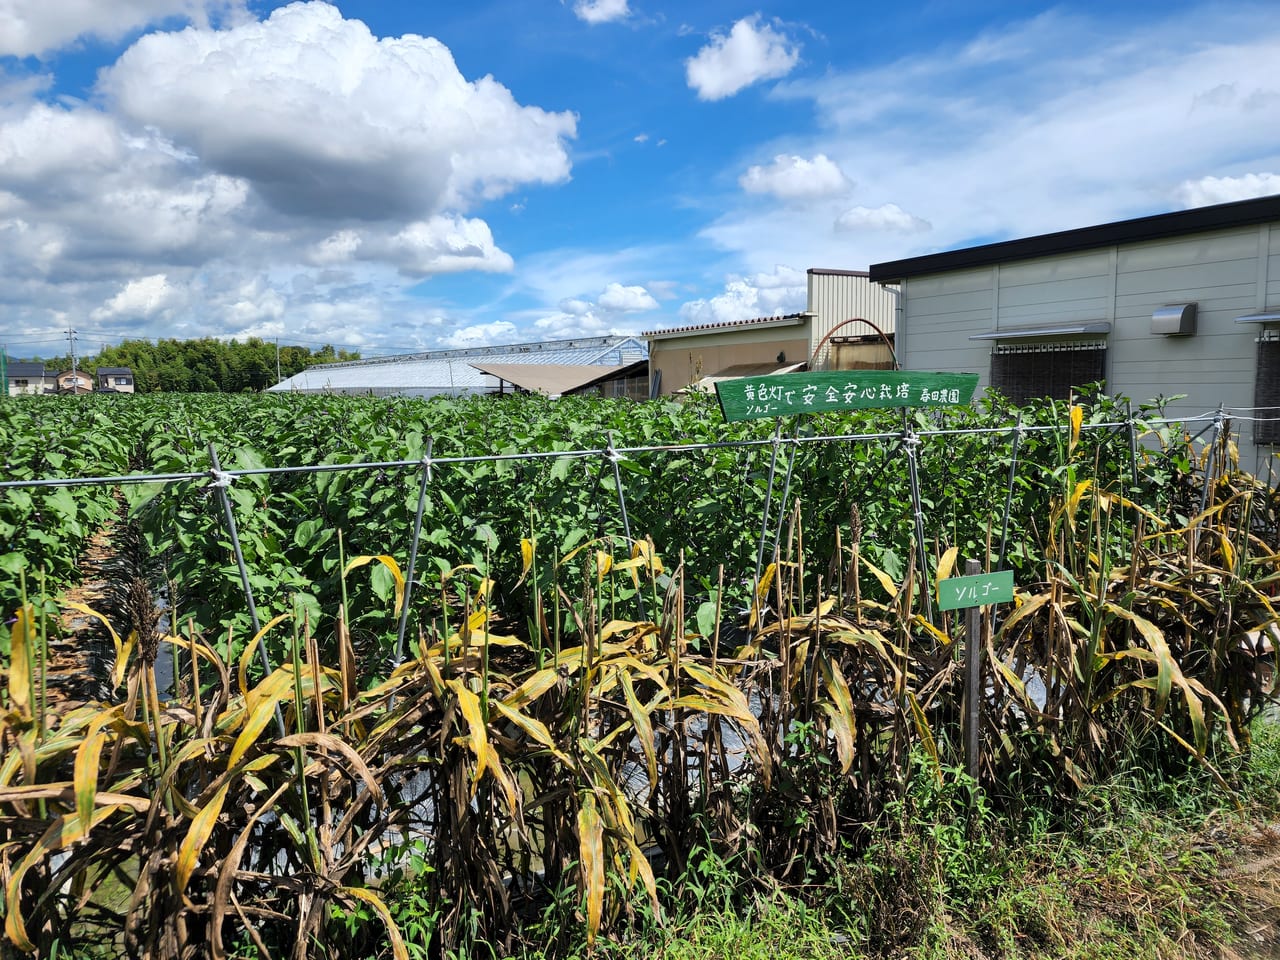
989;340;1106;404
1254;332;1280;445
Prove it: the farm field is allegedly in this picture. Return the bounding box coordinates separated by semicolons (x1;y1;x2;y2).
1;389;1278;959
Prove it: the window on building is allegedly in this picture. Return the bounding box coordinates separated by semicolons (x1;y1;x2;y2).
115;377;131;385
15;379;28;388
989;340;1106;404
1254;332;1280;445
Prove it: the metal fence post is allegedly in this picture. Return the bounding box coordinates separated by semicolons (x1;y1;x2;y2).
1194;405;1225;554
208;443;284;735
769;427;801;572
753;421;785;597
393;438;433;670
902;425;934;625
603;432;646;622
996;413;1024;572
1125;400;1140;491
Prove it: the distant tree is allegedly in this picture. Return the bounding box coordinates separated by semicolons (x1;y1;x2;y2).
49;337;361;393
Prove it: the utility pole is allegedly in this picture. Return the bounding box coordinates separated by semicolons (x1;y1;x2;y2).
66;326;79;378
275;337;281;384
1;345;7;398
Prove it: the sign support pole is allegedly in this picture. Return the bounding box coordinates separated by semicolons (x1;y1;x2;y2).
964;558;982;785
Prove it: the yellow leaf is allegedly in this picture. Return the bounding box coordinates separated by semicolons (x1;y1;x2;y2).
345;554;406;616
7;603;33;719
64;601;131;692
1219;534;1236;572
74;708;120;829
490;699;568;761
619;671;658;791
595;550;613;583
820;656;856;774
5;807;120;951
341;887;409;960
1066;479;1093;523
935;546;959;590
229;671;294;768
907;691;942;785
176;781;230;897
861;558;899;600
237;612;292;696
631;539;664;576
520;538;535;578
502;668;561;710
578;793;605;947
1069;404;1083;454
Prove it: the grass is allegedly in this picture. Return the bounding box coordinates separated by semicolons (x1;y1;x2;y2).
499;717;1280;960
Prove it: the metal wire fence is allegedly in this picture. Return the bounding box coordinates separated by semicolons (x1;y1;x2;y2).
6;403;1270;667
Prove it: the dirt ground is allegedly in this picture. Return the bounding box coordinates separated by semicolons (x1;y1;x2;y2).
1220;831;1280;959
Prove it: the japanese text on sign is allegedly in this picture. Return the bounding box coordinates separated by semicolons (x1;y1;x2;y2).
715;370;978;422
937;570;1015;611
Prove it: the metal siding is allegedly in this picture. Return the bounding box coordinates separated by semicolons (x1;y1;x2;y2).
899;268;993;387
998;250;1111;285
1105;228;1263;446
807;272;898;369
896;226;1273;444
1267;224;1280;306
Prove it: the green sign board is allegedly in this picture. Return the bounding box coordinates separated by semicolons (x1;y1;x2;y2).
938;570;1015;611
715;370;979;422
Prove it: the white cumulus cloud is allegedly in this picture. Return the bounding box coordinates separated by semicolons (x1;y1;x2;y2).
597;282;658;312
740;154;850;201
98;2;576;220
834;203;931;233
686;15;800;101
1175;172;1280;207
0;0;243;57
91;273;185;321
441;321;519;349
573;0;628;25
677;266;806;326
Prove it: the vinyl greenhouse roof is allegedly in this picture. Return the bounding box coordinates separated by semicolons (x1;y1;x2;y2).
268;336;648;397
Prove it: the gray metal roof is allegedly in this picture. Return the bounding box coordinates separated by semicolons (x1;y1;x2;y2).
6;362;46;378
268;335;649;397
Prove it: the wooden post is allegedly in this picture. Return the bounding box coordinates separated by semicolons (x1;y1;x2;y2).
964;558;981;784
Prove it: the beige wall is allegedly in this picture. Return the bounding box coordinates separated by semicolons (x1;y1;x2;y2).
650;332;809;395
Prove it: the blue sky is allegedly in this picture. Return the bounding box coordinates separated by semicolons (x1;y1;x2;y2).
1;0;1278;358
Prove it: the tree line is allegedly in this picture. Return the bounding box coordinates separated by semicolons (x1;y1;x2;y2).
29;337;359;393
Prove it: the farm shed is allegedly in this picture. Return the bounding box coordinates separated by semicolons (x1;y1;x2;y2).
267;336;648;399
644;269;897;396
5;361;53;396
868;194;1280;452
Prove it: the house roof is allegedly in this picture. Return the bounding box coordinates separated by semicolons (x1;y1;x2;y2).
97;366;133;376
6;362;46;378
468;362;641;396
807;268;870;277
642;312;811;340
868;193;1280;283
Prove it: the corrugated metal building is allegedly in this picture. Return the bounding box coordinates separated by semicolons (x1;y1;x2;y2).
644;270;898;395
268;336;649;399
867;193;1280;452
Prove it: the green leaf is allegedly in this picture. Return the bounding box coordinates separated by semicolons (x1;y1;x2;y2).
696;601;717;638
